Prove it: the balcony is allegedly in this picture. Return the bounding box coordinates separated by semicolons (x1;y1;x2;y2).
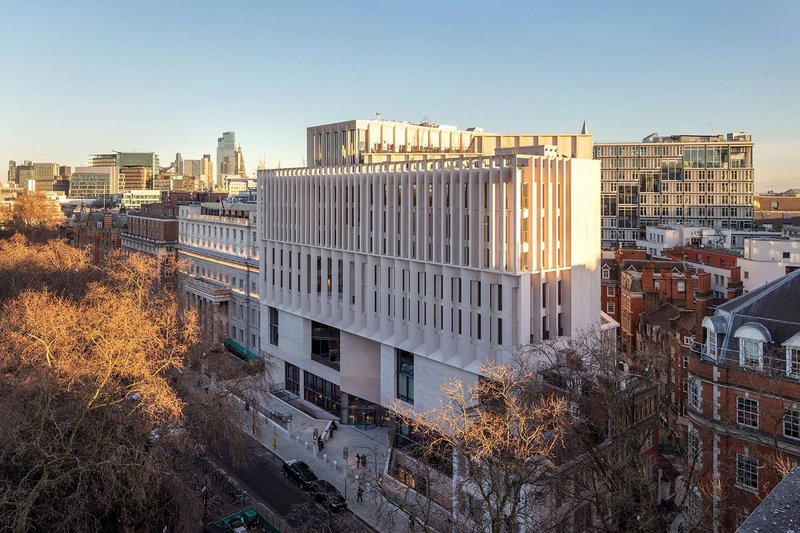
185;276;231;303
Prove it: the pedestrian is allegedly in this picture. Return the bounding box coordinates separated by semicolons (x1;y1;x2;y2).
361;454;367;468
355;453;361;467
408;512;414;530
356;486;364;503
318;436;324;451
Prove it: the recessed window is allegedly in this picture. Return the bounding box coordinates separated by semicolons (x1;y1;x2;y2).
602;268;610;280
311;321;340;370
736;454;758;490
737;397;759;428
607;302;615;314
606;285;615;297
677;281;686;292
396;350;414;405
269;307;279;346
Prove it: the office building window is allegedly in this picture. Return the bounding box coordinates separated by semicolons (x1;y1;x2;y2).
736;454;758;490
737;397;759;428
269;306;279;346
285;363;300;395
311;321;340;370
304;371;341;414
785;409;800;440
396;349;414;405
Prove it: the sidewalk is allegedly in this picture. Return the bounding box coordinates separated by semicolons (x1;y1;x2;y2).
249;390;408;533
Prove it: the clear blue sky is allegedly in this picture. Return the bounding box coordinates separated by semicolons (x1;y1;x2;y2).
1;0;798;191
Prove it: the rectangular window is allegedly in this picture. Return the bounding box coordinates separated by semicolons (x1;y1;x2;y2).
737;397;759;428
740;338;763;369
607;302;615;314
689;379;702;409
285;362;300;395
784;409;800;439
396;350;414;404
303;371;341;415
688;427;701;464
707;332;717;360
311;321;340;371
606;285;614;297
269;307;279;346
542;282;547;308
557;280;562;305
677;281;686;292
736;454;758;490
787;347;800;378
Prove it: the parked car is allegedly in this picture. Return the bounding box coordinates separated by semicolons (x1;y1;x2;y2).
309;480;347;511
282;459;318;489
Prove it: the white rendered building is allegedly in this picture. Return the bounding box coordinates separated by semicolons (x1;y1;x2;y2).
178;199;261;358
258;119;600;421
740;236;800;292
121;189;162;209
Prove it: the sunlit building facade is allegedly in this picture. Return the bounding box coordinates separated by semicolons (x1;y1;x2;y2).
595;133;754;248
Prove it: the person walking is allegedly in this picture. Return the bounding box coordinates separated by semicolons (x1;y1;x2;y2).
355;453;361;467
356;486;364;503
360;454;367;468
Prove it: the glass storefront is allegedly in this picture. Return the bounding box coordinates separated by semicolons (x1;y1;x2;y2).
341;393;389;428
303;371;341;414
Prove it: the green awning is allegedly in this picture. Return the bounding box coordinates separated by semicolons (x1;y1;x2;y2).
225;338;258;361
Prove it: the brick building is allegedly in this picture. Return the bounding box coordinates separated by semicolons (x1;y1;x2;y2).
121;203;179;279
687;269;800;530
71;208;127;265
601;248;647;325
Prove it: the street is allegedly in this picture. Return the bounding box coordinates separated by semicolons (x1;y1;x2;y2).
209;430;372;532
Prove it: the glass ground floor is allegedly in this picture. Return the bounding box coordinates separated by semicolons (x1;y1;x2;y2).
284;362;388;427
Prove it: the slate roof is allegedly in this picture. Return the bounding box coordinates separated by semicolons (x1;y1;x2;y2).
737;466;800;532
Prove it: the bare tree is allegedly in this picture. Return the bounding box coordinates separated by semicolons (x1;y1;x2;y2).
0;246;199;532
0;191;64;241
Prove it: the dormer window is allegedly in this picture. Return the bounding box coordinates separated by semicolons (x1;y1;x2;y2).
706;332;717;360
783;333;800;378
787;347;800;378
734;322;772;372
740;339;763;370
602;267;610;280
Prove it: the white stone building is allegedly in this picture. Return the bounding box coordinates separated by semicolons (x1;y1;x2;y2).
178;198;260;359
257;119;601;423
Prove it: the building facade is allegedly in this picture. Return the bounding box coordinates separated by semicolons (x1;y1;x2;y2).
258;119;600;424
69;166;121;199
121;189;163;209
595;133;755;248
690;270;800;531
178;199;260;357
120;203;179;278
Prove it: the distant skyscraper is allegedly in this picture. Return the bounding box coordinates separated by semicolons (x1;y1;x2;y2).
235;146;246;177
7;161;15;183
59;166;71;178
217;132;237;184
201;154;213;190
175;152;184;174
182;159;202;178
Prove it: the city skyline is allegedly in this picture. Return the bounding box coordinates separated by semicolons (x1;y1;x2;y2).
1;0;799;191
